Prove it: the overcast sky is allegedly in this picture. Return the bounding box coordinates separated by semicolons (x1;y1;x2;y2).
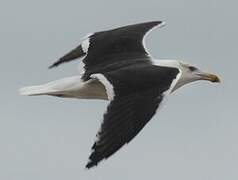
0;0;237;179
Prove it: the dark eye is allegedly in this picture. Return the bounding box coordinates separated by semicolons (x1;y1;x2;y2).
188;66;197;71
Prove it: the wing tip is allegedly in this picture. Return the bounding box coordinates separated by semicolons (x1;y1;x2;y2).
48;62;58;69
147;20;166;27
151;20;166;29
159;21;166;28
85;159;98;169
48;45;86;69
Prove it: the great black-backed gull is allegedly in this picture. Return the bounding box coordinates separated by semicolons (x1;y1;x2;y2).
20;21;220;169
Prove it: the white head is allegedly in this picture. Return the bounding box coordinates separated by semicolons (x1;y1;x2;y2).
156;60;221;92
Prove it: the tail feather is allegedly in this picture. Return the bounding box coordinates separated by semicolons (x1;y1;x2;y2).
19;76;85;97
19;85;55;96
19;76;107;99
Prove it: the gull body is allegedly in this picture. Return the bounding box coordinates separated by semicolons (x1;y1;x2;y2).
20;21;220;169
20;59;219;99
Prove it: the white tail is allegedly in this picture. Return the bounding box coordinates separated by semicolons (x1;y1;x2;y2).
19;76;83;97
19;85;54;96
19;76;108;99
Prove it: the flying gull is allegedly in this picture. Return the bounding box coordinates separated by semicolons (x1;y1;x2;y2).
20;21;220;169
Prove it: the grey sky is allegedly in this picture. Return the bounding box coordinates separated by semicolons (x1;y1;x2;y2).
0;0;237;179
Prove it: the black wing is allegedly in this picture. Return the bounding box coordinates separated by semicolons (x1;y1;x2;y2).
86;65;179;169
49;21;164;69
86;90;163;169
49;45;86;68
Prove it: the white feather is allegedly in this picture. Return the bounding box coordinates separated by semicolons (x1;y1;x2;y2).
20;76;83;96
90;73;115;100
142;21;166;57
20;76;108;100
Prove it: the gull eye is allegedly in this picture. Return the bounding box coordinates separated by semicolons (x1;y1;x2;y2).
188;66;197;72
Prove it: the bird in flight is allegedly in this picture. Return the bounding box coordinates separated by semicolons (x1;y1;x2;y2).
20;21;220;169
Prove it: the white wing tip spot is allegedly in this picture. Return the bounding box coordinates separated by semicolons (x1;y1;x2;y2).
82;38;90;53
81;33;94;53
